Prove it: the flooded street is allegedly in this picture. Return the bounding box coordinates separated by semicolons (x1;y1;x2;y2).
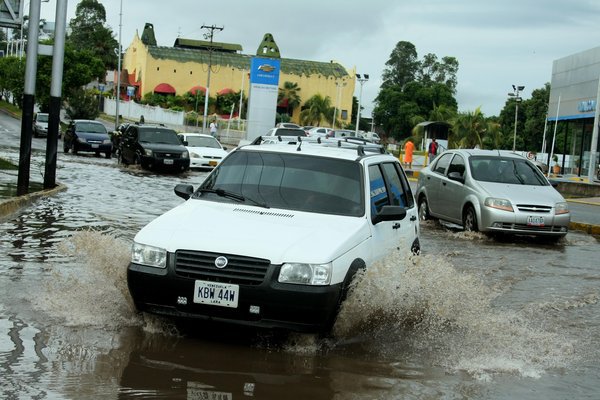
1;146;599;399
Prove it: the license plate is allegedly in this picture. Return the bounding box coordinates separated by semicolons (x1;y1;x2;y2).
188;389;232;400
91;144;99;149
209;160;218;166
193;280;239;308
527;215;545;226
163;159;174;165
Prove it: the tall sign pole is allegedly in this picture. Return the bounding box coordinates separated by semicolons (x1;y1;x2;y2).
43;0;67;189
16;0;41;195
201;24;223;134
588;76;600;183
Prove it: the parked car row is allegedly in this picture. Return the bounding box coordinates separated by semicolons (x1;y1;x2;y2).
54;119;231;173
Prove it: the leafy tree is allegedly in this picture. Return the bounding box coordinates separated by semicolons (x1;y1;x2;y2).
35;45;105;112
523;83;550;151
381;41;419;89
374;41;459;140
67;0;118;71
64;87;100;119
300;94;333;126
278;81;301;116
216;91;241;115
450;107;488;149
0;57;25;105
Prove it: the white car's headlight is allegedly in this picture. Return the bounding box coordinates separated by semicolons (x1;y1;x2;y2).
484;197;514;212
278;263;332;285
555;202;569;215
144;149;153;156
132;242;167;268
190;151;200;158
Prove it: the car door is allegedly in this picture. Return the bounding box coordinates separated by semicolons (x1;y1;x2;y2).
437;154;467;223
367;162;417;258
424;152;453;216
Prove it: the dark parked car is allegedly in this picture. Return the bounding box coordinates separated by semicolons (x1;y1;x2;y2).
63;119;112;158
118;124;190;171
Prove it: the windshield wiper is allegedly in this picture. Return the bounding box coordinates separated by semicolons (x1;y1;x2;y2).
512;163;525;184
197;188;269;208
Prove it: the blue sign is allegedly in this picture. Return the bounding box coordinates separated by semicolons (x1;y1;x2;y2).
578;99;596;112
250;57;280;86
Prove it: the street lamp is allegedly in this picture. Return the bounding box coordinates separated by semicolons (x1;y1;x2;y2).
332;80;346;129
355;73;369;136
508;84;524;151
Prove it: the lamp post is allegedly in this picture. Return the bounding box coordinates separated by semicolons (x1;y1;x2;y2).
332;80;346;129
114;0;123;131
354;73;369;136
508;84;524;151
201;24;223;134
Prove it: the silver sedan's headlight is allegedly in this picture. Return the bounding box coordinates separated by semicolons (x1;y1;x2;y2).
484;197;514;212
555;202;569;215
132;242;167;268
278;263;332;285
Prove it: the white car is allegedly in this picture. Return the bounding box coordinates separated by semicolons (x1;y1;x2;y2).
33;112;49;138
307;127;333;138
178;133;229;169
127;137;420;333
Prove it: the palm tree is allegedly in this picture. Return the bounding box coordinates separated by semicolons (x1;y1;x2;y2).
300;94;333;126
450;106;487;149
278;81;302;117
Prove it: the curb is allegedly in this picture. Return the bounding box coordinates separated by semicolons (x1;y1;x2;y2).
569;221;600;236
0;183;67;220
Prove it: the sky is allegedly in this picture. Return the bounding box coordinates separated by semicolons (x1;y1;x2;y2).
36;0;600;119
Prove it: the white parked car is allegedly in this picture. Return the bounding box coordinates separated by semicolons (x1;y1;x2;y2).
307;127;333;138
178;133;229;169
128;137;420;333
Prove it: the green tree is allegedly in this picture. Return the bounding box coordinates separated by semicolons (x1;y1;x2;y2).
381;41;419;89
0;57;25;105
451;107;495;149
523;83;550;151
300;94;333;126
278;81;302;117
64;87;100;120
67;0;118;71
35;45;105;112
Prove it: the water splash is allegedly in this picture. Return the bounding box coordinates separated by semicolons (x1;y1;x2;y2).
332;249;577;379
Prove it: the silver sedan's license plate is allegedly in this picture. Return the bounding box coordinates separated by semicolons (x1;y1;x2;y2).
193;280;239;308
527;215;545;226
164;159;174;165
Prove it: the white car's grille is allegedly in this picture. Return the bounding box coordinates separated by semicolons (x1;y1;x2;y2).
174;250;270;285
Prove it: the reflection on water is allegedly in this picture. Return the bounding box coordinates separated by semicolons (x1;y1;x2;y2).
0;151;599;399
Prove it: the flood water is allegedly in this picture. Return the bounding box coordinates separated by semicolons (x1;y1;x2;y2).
1;148;599;399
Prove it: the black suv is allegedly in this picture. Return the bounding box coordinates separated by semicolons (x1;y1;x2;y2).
118;124;190;171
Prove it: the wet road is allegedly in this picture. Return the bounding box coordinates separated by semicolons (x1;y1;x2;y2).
1;124;600;399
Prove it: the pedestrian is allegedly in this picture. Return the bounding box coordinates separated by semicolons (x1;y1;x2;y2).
428;138;438;162
139;115;145;124
209;120;217;137
403;139;415;169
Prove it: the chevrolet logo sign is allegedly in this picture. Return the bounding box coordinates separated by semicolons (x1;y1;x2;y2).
258;64;275;73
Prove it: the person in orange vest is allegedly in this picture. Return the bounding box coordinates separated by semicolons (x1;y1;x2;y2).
403;139;415;169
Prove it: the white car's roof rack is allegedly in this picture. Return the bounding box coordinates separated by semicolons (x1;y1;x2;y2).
249;135;386;156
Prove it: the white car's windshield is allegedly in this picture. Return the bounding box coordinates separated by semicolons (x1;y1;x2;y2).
198;151;364;216
185;136;221;148
470;156;549;186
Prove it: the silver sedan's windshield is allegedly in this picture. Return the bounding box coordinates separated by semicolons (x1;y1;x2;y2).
197;151;364;216
469;156;549;186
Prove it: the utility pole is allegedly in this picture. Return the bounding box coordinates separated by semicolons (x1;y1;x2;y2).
201;24;223;134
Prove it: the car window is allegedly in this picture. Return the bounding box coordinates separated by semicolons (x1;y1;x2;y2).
139;129;180;144
36;114;49;122
433;153;452;174
381;162;410;208
275;128;306;136
369;165;388;216
185;136;221;148
200;151;364;216
447;154;466;178
469;156;549;186
76;122;107;134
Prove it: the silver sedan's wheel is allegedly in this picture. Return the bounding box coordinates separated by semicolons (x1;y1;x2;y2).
418;197;430;221
463;206;478;232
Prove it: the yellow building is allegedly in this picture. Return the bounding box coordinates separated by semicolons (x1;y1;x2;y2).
121;23;355;127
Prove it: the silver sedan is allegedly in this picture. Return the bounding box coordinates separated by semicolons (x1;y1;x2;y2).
416;149;570;239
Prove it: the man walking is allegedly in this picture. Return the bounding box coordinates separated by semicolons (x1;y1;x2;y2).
428;138;438;163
